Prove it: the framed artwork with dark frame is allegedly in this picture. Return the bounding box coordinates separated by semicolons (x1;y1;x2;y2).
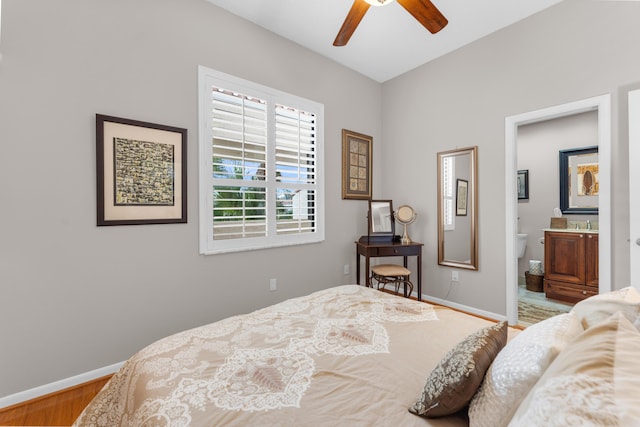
96;114;187;226
341;129;372;200
456;179;468;216
559;145;599;215
517;169;529;200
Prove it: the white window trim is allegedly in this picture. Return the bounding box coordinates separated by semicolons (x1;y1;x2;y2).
443;156;455;231
198;66;325;255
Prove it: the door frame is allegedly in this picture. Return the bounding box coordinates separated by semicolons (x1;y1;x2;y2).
504;95;611;325
629;89;640;288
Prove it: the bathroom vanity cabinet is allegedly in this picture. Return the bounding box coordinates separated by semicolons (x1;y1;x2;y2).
543;230;598;303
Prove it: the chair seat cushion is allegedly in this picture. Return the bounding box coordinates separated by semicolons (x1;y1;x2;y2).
372;264;411;276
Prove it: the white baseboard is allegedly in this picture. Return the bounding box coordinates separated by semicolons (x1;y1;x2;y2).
0;362;124;410
420;293;507;323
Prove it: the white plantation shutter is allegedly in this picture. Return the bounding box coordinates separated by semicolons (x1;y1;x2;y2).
211;89;268;240
275;104;317;235
198;67;324;254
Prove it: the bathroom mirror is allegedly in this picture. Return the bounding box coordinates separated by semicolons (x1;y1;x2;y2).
437;146;478;270
368;199;395;237
559;146;599;214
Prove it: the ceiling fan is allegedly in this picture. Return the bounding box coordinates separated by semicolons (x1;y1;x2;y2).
333;0;448;46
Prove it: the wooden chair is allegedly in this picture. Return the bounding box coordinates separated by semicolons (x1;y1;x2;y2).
370;264;414;298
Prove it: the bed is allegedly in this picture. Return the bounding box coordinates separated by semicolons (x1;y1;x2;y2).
74;285;640;426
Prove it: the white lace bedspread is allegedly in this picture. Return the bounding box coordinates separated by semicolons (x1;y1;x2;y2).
74;285;495;427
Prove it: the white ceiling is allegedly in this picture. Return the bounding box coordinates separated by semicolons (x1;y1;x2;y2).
205;0;563;82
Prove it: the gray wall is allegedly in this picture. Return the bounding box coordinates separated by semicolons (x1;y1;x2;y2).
381;0;639;313
0;0;382;397
517;111;599;278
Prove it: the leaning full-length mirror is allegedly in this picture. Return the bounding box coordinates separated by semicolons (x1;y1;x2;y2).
437;146;478;270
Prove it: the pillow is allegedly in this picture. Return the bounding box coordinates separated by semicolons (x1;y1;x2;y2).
508;312;640;426
409;321;507;418
468;312;583;427
571;286;640;329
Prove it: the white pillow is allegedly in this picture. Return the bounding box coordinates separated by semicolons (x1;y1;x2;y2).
508;312;640;426
571;286;640;329
468;312;583;427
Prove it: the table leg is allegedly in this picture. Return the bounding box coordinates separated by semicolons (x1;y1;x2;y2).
403;256;409;297
417;253;422;301
365;255;371;287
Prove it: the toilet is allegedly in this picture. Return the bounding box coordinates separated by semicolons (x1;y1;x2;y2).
517;234;528;258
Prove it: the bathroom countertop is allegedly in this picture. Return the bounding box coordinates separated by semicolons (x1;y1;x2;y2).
542;228;599;234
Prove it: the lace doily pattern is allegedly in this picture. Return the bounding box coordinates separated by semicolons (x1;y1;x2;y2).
372;298;438;323
209;348;315;411
308;317;389;356
130;397;191;427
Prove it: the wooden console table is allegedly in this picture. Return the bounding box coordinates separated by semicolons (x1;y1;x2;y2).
355;240;423;301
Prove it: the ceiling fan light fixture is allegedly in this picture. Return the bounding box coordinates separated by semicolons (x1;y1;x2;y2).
364;0;395;6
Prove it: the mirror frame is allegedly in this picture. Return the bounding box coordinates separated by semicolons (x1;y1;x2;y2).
437;146;478;270
559;145;599;215
368;199;395;238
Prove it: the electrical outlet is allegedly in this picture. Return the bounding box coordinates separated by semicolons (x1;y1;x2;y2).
343;264;350;275
269;278;277;291
451;271;459;282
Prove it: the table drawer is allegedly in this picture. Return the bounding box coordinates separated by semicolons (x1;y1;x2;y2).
543;279;596;304
375;246;418;257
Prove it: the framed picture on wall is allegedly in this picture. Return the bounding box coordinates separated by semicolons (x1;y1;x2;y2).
456;179;468;216
341;129;372;200
559;146;598;214
517;169;529;200
96;114;187;226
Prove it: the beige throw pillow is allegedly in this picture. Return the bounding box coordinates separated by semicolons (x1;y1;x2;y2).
409;321;507;418
469;312;583;427
508;312;640;426
571;286;640;329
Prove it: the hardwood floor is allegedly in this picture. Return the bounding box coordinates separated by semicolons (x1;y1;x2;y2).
0;376;111;426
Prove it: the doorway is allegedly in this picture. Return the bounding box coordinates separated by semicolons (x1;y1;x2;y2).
504;95;612;325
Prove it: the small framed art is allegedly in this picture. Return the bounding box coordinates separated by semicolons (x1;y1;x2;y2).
456;179;468;216
341;129;372;200
517;169;529;200
96;114;187;226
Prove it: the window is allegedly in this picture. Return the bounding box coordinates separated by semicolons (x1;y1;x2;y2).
198;67;324;254
442;156;455;231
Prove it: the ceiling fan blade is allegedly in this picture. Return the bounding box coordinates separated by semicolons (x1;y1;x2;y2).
396;0;448;34
333;0;371;47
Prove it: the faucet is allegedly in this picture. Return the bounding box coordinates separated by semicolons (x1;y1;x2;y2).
586;220;591;230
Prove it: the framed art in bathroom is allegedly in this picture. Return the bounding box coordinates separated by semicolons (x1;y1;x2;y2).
559;146;598;214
